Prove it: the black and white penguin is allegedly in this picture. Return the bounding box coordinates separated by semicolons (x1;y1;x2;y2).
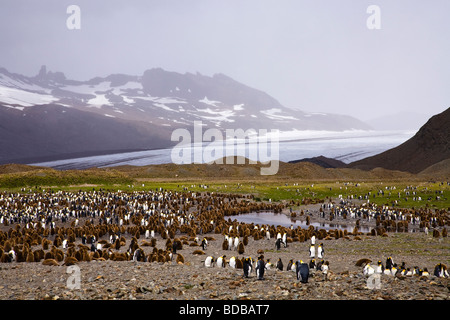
204;256;214;268
276;258;284;271
216;255;226;268
275;238;282;251
309;259;316;269
256;255;265;280
375;260;385;274
405;268;413;277
233;237;240;251
390;263;398;276
229;256;237;269
265;259;273;270
363;263;375;276
316;259;324;271
133;248;146;262
286;259;294;272
322;261;329;280
434;263;449;278
385;256;394;270
243;257;252;278
296;260;309;283
201;238;208;250
309;245;315;258
311;235;316;245
317;243;324;259
227;236;233;250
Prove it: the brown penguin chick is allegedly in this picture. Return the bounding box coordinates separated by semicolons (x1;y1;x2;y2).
63;256;78;266
176;253;185;264
42;258;60;266
92;251;101;260
141;240;152;247
26;251;35;263
114;239;121;250
237;242;245;254
41;238;49;250
75;250;83;262
82;249;91;262
33;249;45;262
235;258;243;269
355;258;372;267
44;251;54;260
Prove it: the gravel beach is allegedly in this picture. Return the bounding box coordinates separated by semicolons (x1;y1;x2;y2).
0;226;448;301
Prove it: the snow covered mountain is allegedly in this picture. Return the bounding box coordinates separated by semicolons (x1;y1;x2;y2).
0;66;371;164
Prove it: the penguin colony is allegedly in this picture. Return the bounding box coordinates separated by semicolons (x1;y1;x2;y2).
0;189;282;265
316;198;448;235
357;257;449;279
0;189;448;282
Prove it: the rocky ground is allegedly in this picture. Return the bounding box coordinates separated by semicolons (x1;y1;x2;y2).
0;227;448;300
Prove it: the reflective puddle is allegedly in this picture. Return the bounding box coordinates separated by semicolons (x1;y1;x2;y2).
229;211;371;233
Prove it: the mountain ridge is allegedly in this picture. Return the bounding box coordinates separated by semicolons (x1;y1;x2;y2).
348;107;450;173
0;65;372;164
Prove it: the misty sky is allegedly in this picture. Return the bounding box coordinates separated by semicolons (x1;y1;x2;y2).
0;0;448;121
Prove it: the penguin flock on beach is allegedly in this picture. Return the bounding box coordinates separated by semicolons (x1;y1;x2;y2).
201;235;332;284
318;196;448;235
0;188;448;287
0;189;282;265
357;256;449;279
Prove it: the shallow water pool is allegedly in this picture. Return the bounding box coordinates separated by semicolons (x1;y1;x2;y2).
228;211;371;233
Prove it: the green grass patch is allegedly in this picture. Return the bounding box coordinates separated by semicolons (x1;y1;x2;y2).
1;173;448;210
0;168;132;190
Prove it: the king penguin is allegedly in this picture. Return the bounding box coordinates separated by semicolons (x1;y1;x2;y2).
296;260;309;283
265;258;273;270
275;238;282;251
375;260;384;274
256;255;265;280
216;255;226;268
363;263;375;276
317;243;324;259
433;263;449;278
201;238;208;250
309;245;315;258
243;257;252;278
229;256;237;269
204;255;214;268
309;259;316;269
385;256;394;270
286;259;294;272
276;258;283;271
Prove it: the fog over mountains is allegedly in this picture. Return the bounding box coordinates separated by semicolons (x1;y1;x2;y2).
0;66;371;164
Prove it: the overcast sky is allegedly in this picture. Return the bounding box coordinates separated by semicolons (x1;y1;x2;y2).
0;0;448;120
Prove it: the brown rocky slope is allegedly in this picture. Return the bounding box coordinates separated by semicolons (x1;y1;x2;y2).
349;108;450;174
